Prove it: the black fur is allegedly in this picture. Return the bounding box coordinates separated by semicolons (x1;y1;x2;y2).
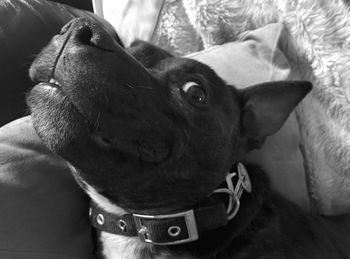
26;18;350;258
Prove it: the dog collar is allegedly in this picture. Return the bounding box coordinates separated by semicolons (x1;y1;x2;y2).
89;163;251;245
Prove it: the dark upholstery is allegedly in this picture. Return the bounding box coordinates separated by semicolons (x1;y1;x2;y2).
0;117;94;258
48;0;93;11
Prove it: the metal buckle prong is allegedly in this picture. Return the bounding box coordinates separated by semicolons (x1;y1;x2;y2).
133;210;199;245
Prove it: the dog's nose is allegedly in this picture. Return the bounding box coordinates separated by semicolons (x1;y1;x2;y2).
61;18;117;52
59;19;93;45
73;25;94;46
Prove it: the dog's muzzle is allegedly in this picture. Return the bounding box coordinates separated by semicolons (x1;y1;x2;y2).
89;163;251;245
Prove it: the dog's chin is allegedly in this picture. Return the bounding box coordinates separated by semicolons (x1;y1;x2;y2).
27;82;87;153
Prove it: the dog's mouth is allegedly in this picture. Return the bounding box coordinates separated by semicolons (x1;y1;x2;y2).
34;77;62;91
48;78;62;88
33;75;172;164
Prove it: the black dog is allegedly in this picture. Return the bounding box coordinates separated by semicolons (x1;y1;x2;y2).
27;18;350;259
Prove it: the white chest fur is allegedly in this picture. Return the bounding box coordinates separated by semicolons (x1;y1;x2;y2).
99;232;145;259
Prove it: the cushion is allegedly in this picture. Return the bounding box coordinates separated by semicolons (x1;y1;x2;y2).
0;23;310;258
189;23;310;210
0;117;94;258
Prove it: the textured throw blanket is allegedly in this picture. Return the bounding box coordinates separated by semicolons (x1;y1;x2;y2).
182;0;350;215
99;0;350;215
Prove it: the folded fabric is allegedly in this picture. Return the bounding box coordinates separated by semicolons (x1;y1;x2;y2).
95;0;163;46
96;0;202;55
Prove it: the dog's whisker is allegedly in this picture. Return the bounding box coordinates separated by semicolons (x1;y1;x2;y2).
126;84;154;90
93;112;101;131
103;92;109;104
134;85;155;90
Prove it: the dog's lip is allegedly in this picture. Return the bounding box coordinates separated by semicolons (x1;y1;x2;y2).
35;81;62;93
35;77;62;89
48;78;62;87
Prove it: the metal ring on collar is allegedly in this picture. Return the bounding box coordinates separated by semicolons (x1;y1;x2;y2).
211;188;240;220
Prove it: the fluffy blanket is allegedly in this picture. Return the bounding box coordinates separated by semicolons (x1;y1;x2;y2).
182;0;350;215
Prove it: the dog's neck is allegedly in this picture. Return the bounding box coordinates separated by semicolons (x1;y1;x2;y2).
83;165;272;259
86;185;179;259
85;185;149;259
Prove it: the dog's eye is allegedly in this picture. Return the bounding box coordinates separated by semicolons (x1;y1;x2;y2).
181;81;207;104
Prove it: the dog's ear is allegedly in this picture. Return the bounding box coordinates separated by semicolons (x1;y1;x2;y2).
239;81;312;150
127;40;174;68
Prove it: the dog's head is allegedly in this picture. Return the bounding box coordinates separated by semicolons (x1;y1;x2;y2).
27;18;311;214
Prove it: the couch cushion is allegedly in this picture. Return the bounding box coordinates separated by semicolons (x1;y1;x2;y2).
188;23;309;210
0;117;94;258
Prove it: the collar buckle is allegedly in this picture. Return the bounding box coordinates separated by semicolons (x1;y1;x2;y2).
133;210;199;245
